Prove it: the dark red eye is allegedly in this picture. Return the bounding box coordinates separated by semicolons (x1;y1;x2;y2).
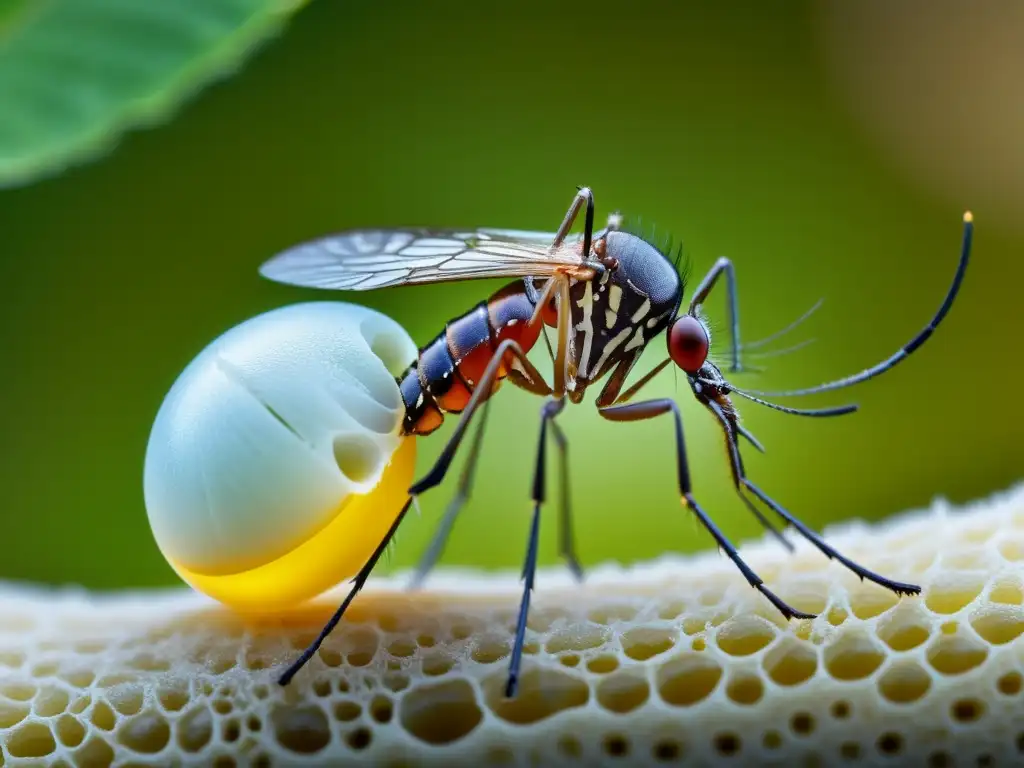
668;315;709;373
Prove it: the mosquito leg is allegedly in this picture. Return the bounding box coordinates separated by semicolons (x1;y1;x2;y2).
734;422;766;453
527;274;560;328
552;186;596;260
688;257;742;372
552;276;573;398
409;339;551;497
539;321;556;365
525;274;574;394
598;399;814;621
611;358;672;405
406;396;493;590
533;189;596;398
744;478;921;596
525;274;574;398
603;353;769;455
702;400;920;595
281;343;545;683
408;274;570;588
506;397;565;697
549;417;583;580
700;401;793;552
278;497;414;685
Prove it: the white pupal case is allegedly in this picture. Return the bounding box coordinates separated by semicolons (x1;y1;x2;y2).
143;301;419;611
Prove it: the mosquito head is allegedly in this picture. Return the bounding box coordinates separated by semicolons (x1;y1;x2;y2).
664;312;728;411
685;358;858;421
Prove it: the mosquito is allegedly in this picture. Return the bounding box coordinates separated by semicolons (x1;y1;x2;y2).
259;187;974;697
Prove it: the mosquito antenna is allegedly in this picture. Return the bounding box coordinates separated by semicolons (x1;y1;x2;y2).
745;212;973;398
721;337;817;364
722;384;859;418
748;337;816;360
742;298;824;351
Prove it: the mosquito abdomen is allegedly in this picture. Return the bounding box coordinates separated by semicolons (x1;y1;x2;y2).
397;280;548;436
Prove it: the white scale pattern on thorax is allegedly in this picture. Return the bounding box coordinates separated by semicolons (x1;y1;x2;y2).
588;325;632;379
575;281;595;381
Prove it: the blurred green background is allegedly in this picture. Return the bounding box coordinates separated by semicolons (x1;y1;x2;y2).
1;0;1021;590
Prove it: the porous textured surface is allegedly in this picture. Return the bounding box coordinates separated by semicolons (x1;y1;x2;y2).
3;485;1024;767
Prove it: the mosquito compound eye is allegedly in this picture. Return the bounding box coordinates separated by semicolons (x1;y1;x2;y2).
668;315;710;373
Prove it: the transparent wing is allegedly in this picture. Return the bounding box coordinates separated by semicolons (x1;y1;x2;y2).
258;228;587;291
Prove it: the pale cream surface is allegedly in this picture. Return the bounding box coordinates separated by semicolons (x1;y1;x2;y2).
2;484;1023;766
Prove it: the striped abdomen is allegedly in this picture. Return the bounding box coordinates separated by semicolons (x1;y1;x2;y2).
397;280;555;436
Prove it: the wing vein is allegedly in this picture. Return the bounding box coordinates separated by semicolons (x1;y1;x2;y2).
259;228;589;291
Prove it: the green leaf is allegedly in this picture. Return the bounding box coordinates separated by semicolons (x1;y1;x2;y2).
0;0;308;188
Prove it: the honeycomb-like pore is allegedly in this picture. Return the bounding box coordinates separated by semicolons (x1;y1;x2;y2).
3;484;1024;766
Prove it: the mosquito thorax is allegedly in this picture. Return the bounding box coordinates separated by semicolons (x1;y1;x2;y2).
603;231;683;312
566;231;684;388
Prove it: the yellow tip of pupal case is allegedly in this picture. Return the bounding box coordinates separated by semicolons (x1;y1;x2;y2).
168;437;417;614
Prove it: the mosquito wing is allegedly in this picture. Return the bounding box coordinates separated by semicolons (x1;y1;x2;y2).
258;228;587;291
